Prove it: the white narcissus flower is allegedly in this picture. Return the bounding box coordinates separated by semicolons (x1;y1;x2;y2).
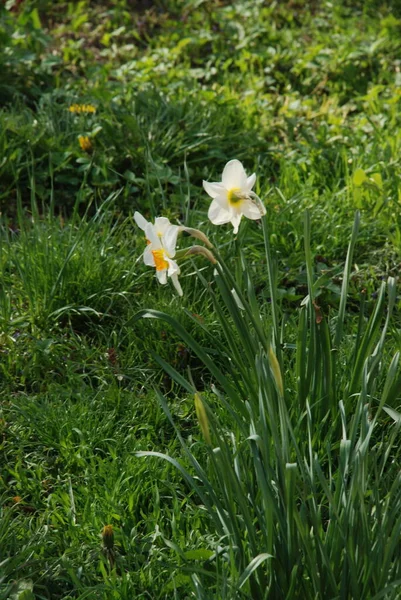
134;212;215;297
143;222;183;296
203;159;266;234
134;211;179;266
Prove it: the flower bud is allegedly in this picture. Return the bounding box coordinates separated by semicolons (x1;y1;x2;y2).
102;524;114;549
195;393;211;445
268;346;283;397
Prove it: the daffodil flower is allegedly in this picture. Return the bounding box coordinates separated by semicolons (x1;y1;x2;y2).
134;211;179;266
134;212;216;296
144;222;183;296
203;159;266;234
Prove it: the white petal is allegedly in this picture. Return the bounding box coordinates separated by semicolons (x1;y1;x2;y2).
249;192;266;216
222;159;247;190
171;273;183;296
202;180;226;198
241;198;265;220
208;197;232;226
163;225;180;257
231;213;242;234
167;258;180;277
134;211;148;232
154;217;172;236
156;270;167;284
143;244;155;266
145;223;162;249
212;193;230;209
246;173;256;191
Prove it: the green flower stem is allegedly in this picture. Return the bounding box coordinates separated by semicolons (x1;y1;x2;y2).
262;214;281;364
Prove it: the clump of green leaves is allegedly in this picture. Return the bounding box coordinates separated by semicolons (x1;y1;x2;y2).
137;212;401;598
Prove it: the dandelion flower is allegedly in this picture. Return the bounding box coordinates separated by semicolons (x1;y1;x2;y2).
102;525;114;549
203;159;266;234
78;135;92;152
69;103;96;114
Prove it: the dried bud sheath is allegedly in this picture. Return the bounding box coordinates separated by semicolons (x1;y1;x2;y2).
179;227;214;249
176;245;217;264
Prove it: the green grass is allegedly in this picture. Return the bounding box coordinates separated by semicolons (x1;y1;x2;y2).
1;0;401;598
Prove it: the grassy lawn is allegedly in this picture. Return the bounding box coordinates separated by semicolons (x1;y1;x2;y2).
1;1;401;598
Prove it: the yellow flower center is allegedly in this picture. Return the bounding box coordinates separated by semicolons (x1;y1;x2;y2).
227;187;244;206
152;249;169;271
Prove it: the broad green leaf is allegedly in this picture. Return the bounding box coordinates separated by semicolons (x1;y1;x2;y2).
353;168;367;186
30;8;42;29
370;172;383;188
164;575;191;592
184;549;214;560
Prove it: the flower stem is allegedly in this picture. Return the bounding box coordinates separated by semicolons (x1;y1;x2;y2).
262;215;280;362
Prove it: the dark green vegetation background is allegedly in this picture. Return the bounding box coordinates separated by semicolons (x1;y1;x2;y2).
1;1;401;598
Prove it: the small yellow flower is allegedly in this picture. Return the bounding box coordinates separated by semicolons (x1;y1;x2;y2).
102;524;114;549
12;495;22;504
69;103;96;114
78;135;92;152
